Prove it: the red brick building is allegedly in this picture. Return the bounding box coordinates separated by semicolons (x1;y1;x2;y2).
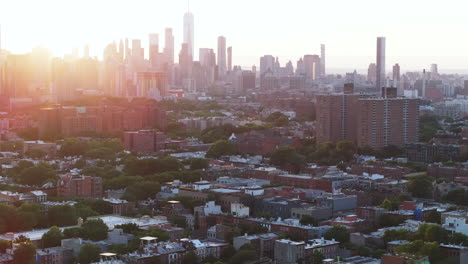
57;174;103;198
123;130;166;153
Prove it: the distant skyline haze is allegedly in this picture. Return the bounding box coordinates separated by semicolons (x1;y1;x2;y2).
0;0;467;73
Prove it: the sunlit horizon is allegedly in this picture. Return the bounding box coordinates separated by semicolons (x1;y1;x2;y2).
1;0;468;72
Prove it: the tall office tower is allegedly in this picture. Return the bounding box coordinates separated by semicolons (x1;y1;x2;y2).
199;48;214;67
296;58;305;76
4;54;34;98
183;11;195;58
376;37;386;91
240;71;256;92
367;63;377;84
260;55;275;76
392;63;401;94
164;28;175;65
320;44;326;76
118;39;124;62
83;44;90;59
357;89;419;149
430;64;438;79
217;36;227;79
422;69;427;99
179;43;193;82
135;72;167;98
227;47;232;72
303;54;321;81
125;38;130;61
131;39;144;73
315;84;361;144
149;33;159;68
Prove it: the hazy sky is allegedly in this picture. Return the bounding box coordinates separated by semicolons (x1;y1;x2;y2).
1;0;467;73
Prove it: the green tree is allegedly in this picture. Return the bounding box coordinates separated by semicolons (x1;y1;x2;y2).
15;164;57;186
48;205;78;226
300;215;317;226
42;226;64;248
60;138;88;157
0;239;11;253
17;203;41;230
407;175;433;199
206;140;237;158
424;210;441;224
79;244;101;264
229;247;258;264
324;225;349;243
312;250;325;264
265;112;290;127
416;223;448;243
378;214;406;228
270;146;306;172
445;188;468;206
383;229;412;243
380;199;394;210
115;223;139;235
182;251;199;264
220;245;237;261
168;216;187;228
13;242;36;264
190;158;210;170
24;149;47;159
122;181;161;201
81;219;109;241
63;227;83;238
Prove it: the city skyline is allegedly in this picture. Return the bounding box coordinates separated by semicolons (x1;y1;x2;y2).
1;0;468;72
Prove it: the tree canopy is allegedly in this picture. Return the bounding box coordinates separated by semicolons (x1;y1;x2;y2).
324;225;350;243
41;226;64;248
79;244;101;264
206;140;237;158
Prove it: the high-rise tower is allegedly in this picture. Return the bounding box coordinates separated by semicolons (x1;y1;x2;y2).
320;44;326;76
164;28;174;65
183;10;194;58
227;47;232;72
149;33;159;67
217;36;227;79
376;37;386;92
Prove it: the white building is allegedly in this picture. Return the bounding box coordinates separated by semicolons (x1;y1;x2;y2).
231;203;250;218
192;180;211;191
442;211;468;235
201;201;222;215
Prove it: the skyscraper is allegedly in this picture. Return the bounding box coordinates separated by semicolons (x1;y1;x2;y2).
376;37;386;92
118;39;124;62
392;63;401;96
227;47;232;72
320;44;326;76
367;63;377;84
430;64;438;79
149;33;159;67
260;55;275;76
183;12;194;58
303;55;321;81
83;44;90;59
217;36;227;79
164;28;175;65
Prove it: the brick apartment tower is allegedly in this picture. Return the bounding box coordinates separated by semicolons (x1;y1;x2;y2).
316;83;360;144
357;89;419;149
315;85;419;149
